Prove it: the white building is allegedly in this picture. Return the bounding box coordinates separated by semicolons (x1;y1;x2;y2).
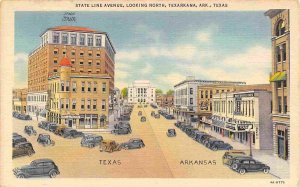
128;80;156;104
27;92;48;119
212;90;273;150
174;76;244;125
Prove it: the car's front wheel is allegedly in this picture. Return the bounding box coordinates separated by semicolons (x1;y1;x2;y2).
231;163;238;170
27;150;33;156
263;168;270;174
212;146;218;151
17;174;25;178
49;170;58;178
239;168;246;175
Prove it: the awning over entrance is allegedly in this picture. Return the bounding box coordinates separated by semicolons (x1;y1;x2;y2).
270;71;287;82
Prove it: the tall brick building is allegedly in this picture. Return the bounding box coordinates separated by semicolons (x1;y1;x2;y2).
27;26;116;118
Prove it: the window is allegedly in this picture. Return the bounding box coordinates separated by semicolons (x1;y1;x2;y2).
102;100;106;110
201;91;203;98
80;61;83;65
276;20;285;36
102;83;106;92
236;101;241;113
283;80;287;87
88;52;92;57
71;51;75;56
81;82;85;92
96;35;101;46
53;69;57;73
282;43;286;61
66;99;69;109
276;46;281;63
278;96;282;113
283;96;287;114
88;61;92;66
60;99;64;109
87;34;93;46
93;99;97;110
61;81;64;91
96;53;100;57
190;88;193;95
87;99;91;110
190;98;193;105
87;82;91;92
54;50;58;55
71;60;75;64
72;99;76;109
80;52;84;56
72;82;76;92
205;91;208;98
94;82;97;92
54;59;58;64
81;99;85;110
71;34;77;45
96;62;100;66
53;32;60;43
62;33;68;44
277;81;282;88
66;81;70;91
80;34;85;45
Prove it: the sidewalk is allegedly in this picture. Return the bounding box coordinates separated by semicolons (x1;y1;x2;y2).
203;127;289;179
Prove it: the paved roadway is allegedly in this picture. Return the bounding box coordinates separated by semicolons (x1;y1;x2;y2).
12;105;274;178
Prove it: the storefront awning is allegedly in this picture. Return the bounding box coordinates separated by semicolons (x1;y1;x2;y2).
270;72;287;82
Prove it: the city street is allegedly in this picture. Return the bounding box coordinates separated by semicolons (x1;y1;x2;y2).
12;105;274;178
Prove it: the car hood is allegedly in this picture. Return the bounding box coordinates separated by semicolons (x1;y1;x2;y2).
18;165;34;170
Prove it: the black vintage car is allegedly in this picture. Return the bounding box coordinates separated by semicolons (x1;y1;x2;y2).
38;121;50;129
80;134;103;148
194;131;208;142
24;126;37;136
230;157;270;175
13;142;35;158
37;134;55;146
174;122;183;128
121;138;145;150
165;114;175;120
114;122;132;132
62;129;84;139
185;128;199;137
200;134;213;144
13;159;60;178
13;136;28;147
166;129;176;137
206;139;233;151
111;127;131;135
48;123;58;132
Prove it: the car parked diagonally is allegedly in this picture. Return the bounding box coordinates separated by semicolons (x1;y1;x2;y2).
166;129;176;137
81;134;103;148
24;126;37;136
37;134;55;146
13;142;35;159
121;138;145;150
230;157;270;175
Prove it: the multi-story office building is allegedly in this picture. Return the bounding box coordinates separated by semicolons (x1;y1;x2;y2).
127;80;156;104
156;94;174;113
212;89;272;150
265;9;290;160
27;26;116;118
47;57;110;130
12;88;28;114
173;76;244;126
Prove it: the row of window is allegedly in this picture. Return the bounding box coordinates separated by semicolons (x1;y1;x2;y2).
53;49;101;57
53;32;102;47
276;80;287;88
53;59;101;66
27;95;47;102
276;43;287;63
50;99;106;111
213;100;255;117
278;96;288;114
49;81;107;93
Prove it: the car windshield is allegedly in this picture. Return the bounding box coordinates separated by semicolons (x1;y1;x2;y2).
30;161;37;166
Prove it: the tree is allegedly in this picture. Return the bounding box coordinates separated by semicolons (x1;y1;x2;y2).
155;89;163;95
121;88;128;98
166;89;174;96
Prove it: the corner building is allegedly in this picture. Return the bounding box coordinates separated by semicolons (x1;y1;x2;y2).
47;57;110;130
265;10;290;160
27;26;116;118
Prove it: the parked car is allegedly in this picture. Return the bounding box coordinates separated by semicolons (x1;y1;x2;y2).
13;142;35;158
24;126;37;136
140;116;146;122
13;136;28;147
138;111;142;116
48;123;58;132
81;134;103;148
62;129;84;138
13;112;32;120
223;150;248;165
44;122;56;131
38;121;50;129
174;121;183;128
189;130;202;139
37;134;55;146
111;127;131;135
13;133;22;139
13;159;60;178
206;140;233;151
203;136;218;146
154;114;160;119
165;114;175;120
194;131;207;142
166;129;176;137
181;125;193;132
118;115;130;121
200;134;213;144
185;128;199;137
54;125;67;136
230;157;270;175
114;122;131;131
121;138;145;150
99;140;122;153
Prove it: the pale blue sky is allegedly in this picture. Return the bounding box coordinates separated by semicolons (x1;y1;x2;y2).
15;11;271;91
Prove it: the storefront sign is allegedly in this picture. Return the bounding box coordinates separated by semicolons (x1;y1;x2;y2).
237;124;253;131
234;93;255;98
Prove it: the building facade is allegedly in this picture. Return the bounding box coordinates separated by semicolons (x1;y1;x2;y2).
156;94;174;114
47;57;110;130
265;9;290;160
127;80;156;104
12;88;28;114
173;76;245;126
212;90;273;150
27;26;116;119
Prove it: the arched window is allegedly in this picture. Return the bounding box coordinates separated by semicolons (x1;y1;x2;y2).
276;20;285;36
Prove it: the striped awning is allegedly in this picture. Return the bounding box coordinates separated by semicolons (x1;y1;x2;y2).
270;71;287;82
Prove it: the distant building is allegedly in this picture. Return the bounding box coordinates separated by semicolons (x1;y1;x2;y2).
156;94;174;108
265;9;290;160
212;88;272;150
27;26;116;119
127;80;156;104
47;57;110;130
12;88;28;114
173;76;245;125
